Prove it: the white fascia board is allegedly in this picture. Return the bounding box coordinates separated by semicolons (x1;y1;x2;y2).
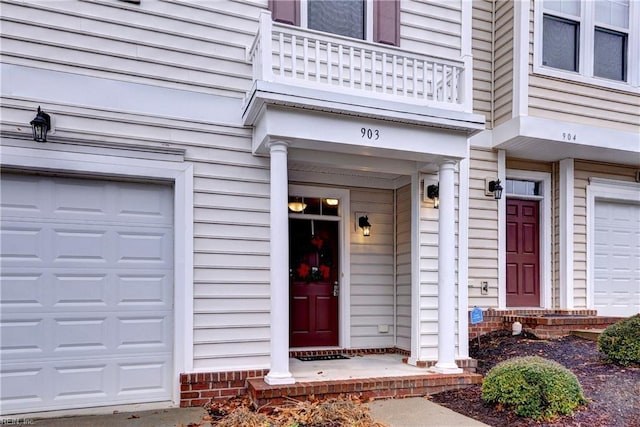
253;105;470;161
243;81;486;132
493;116;640;154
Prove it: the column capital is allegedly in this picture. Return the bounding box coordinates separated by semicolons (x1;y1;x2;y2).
267;140;289;152
438;159;458;169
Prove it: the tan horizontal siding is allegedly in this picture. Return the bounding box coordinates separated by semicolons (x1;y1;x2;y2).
493;0;513;126
472;0;493;125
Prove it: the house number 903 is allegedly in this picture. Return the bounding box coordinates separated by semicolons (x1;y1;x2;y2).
361;127;380;140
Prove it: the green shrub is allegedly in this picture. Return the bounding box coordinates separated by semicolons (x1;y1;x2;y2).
598;314;640;366
481;356;587;420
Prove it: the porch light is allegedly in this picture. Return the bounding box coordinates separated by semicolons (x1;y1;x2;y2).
358;215;371;237
288;197;307;213
488;180;503;200
427;184;440;209
30;106;51;142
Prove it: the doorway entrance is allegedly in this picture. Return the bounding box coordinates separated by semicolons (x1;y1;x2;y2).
289;218;339;347
506;198;540;307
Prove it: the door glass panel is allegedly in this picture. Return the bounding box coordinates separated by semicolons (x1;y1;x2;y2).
506;179;541;196
308;0;365;40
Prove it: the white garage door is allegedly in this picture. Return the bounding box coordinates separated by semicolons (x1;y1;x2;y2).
593;200;640;317
0;174;174;414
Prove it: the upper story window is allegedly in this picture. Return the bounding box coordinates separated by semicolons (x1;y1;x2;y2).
307;0;365;40
535;0;639;91
269;0;399;46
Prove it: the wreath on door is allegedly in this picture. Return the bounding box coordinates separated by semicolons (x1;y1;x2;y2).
292;230;333;282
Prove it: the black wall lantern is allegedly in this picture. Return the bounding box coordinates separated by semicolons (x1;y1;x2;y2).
358;215;371;237
427;183;440;208
30;106;51;142
488;179;503;200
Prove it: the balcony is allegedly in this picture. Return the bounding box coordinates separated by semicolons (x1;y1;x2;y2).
247;11;472;113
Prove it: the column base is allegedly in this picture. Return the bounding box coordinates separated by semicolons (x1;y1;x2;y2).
264;371;295;385
429;363;463;374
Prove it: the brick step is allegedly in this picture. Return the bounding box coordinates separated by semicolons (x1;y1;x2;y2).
248;373;483;408
571;329;605;341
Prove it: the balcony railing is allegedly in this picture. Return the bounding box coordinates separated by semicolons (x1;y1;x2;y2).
248;11;471;111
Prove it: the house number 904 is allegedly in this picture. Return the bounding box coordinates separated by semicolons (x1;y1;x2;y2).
361;127;380;140
562;132;577;141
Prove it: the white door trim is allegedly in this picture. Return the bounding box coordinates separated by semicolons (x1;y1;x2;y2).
586;178;640;310
0;144;194;408
288;184;351;349
503;169;553;309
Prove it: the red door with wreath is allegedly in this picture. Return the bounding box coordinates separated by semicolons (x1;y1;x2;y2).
506;199;540;307
289;219;339;347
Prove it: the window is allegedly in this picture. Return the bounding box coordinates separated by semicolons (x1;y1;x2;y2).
536;0;638;89
308;0;365;40
269;0;400;46
543;15;579;72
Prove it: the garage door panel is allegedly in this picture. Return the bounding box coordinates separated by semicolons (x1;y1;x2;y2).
594;200;640;317
0;174;174;414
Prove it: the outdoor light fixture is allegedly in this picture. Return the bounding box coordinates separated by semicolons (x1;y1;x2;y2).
324;198;339;206
288;197;307;212
427;183;440;209
358;215;371;237
30;106;51;142
488;179;503;200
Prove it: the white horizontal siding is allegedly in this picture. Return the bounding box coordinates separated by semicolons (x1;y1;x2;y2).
402;0;462;59
395;185;412;351
472;0;494;126
350;188;395;349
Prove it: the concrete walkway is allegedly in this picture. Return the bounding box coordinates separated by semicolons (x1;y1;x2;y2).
0;397;486;427
6;397;490;427
367;397;491;427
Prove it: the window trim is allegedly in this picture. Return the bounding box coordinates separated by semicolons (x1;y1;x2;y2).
300;0;373;41
533;0;640;93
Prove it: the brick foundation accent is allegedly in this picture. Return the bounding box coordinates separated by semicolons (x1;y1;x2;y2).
180;347;472;407
468;309;622;340
248;373;483;408
179;369;269;407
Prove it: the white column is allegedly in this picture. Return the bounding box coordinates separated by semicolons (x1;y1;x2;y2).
559;158;574;309
264;141;295;385
432;160;463;374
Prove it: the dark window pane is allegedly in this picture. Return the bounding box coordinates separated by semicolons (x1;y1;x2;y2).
543;15;579;72
308;0;365;39
594;28;627;81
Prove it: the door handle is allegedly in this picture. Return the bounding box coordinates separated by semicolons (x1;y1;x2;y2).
333;282;339;297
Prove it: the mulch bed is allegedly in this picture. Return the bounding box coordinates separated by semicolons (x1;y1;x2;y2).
431;330;640;427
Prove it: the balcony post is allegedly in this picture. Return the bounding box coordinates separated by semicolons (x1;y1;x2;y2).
259;11;274;82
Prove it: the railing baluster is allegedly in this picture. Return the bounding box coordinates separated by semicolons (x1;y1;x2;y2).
370;50;376;92
412;59;418;98
349;47;354;88
278;32;284;76
315;39;321;82
327;42;332;84
338;44;343;86
432;62;438;101
291;35;297;78
452;66;458;103
382;53;387;94
360;48;366;90
303;37;309;80
402;57;407;96
392;55;397;94
423;60;428;100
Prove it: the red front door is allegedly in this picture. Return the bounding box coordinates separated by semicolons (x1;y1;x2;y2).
506;199;540;307
289;219;339;347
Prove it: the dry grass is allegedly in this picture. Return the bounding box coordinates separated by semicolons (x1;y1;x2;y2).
207;394;387;427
